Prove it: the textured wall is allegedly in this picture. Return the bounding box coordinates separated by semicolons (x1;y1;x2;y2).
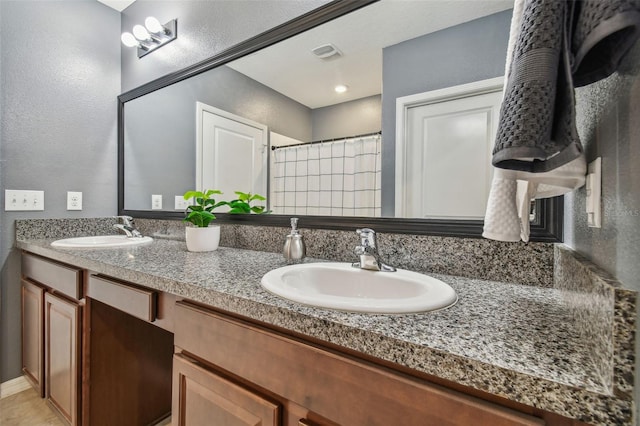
0;1;120;381
311;95;381;141
121;0;331;92
567;42;640;293
381;10;511;215
565;40;640;423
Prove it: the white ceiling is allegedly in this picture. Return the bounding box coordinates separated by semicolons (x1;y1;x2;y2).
100;0;512;109
97;0;135;12
228;0;512;109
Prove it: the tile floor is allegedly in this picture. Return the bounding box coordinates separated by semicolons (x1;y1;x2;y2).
0;388;172;425
0;387;65;426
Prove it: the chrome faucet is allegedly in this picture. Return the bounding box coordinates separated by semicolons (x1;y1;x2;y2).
352;228;396;272
113;215;143;238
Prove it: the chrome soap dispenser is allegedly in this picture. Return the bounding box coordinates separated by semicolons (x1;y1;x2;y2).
283;217;305;262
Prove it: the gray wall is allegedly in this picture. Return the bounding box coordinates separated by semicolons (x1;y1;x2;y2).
564;41;640;421
0;1;121;381
124;65;311;210
0;0;332;383
121;0;331;92
311;95;381;141
380;10;511;215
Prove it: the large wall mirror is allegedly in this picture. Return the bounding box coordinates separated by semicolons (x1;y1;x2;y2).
118;0;563;241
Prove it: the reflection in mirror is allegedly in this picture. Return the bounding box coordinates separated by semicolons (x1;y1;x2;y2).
123;0;513;220
118;0;563;242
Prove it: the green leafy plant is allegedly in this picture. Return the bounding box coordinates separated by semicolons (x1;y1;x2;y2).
227;191;269;214
182;189;226;227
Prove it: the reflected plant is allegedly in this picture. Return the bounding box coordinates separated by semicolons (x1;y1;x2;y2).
227;191;269;214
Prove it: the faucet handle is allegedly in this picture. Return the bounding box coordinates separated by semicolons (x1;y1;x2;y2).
118;215;133;226
356;228;377;247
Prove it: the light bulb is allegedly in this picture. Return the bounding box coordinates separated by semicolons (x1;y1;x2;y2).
132;24;150;41
334;84;348;93
121;32;139;47
145;16;164;34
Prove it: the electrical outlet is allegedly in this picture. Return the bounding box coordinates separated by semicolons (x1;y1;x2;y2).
152;194;163;210
5;190;44;211
175;195;191;210
67;191;82;210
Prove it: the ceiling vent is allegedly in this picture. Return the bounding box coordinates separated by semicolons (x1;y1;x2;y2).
312;43;342;59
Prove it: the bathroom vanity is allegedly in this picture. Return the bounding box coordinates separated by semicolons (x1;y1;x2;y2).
16;233;633;426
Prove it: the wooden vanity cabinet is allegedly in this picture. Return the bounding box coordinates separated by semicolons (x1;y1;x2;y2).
21;252;83;426
174;301;545;426
84;274;174;426
21;279;45;396
173;353;281;426
45;291;81;424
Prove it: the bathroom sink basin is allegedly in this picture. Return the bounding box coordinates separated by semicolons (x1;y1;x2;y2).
51;235;153;248
261;262;457;314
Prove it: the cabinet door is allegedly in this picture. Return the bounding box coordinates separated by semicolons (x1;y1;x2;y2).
45;292;80;426
173;353;281;426
22;279;44;397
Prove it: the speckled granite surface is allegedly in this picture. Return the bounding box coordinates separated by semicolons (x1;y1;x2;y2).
555;245;637;402
15;233;635;425
15;217;120;240
137;219;555;287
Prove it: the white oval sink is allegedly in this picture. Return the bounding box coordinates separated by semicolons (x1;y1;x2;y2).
51;235;153;248
261;262;457;314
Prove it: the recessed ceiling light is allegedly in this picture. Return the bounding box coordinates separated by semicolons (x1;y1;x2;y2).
335;85;348;93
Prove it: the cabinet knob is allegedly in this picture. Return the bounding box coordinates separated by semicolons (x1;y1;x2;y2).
298;419;314;426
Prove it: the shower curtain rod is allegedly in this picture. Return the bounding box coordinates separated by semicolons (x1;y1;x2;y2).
271;130;381;150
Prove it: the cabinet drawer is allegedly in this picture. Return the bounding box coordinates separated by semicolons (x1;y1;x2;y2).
87;275;157;322
22;253;82;300
175;302;544;426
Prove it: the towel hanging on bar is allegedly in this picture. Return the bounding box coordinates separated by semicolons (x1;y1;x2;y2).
484;0;640;242
492;0;640;173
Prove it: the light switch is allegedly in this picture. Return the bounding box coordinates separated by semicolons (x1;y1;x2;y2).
5;190;44;211
586;157;601;228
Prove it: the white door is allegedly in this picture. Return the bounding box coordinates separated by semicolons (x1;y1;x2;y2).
196;103;268;204
395;78;503;219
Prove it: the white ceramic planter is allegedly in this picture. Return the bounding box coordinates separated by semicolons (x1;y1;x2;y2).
185;225;220;252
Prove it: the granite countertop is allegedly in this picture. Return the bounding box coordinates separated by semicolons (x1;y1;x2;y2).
16;237;626;425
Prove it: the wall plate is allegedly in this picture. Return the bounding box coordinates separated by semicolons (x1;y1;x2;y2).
5;190;44;211
586;157;601;228
175;196;191;210
67;191;82;210
152;194;163;210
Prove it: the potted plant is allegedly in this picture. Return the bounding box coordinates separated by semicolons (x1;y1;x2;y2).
226;191;269;214
183;189;226;252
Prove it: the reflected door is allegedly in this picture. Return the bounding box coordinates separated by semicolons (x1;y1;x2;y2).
197;103;268;203
396;80;503;219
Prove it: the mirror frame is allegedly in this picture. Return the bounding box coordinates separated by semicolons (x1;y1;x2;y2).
118;0;563;242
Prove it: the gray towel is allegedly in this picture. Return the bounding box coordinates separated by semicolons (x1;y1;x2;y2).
492;0;640;173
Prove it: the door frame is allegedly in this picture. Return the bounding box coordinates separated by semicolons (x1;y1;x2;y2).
196;102;269;195
394;76;504;217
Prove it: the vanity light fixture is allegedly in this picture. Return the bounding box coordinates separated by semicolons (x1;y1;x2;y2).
121;16;177;58
334;84;349;93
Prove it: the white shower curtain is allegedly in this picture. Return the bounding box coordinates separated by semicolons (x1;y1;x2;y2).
271;134;381;216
